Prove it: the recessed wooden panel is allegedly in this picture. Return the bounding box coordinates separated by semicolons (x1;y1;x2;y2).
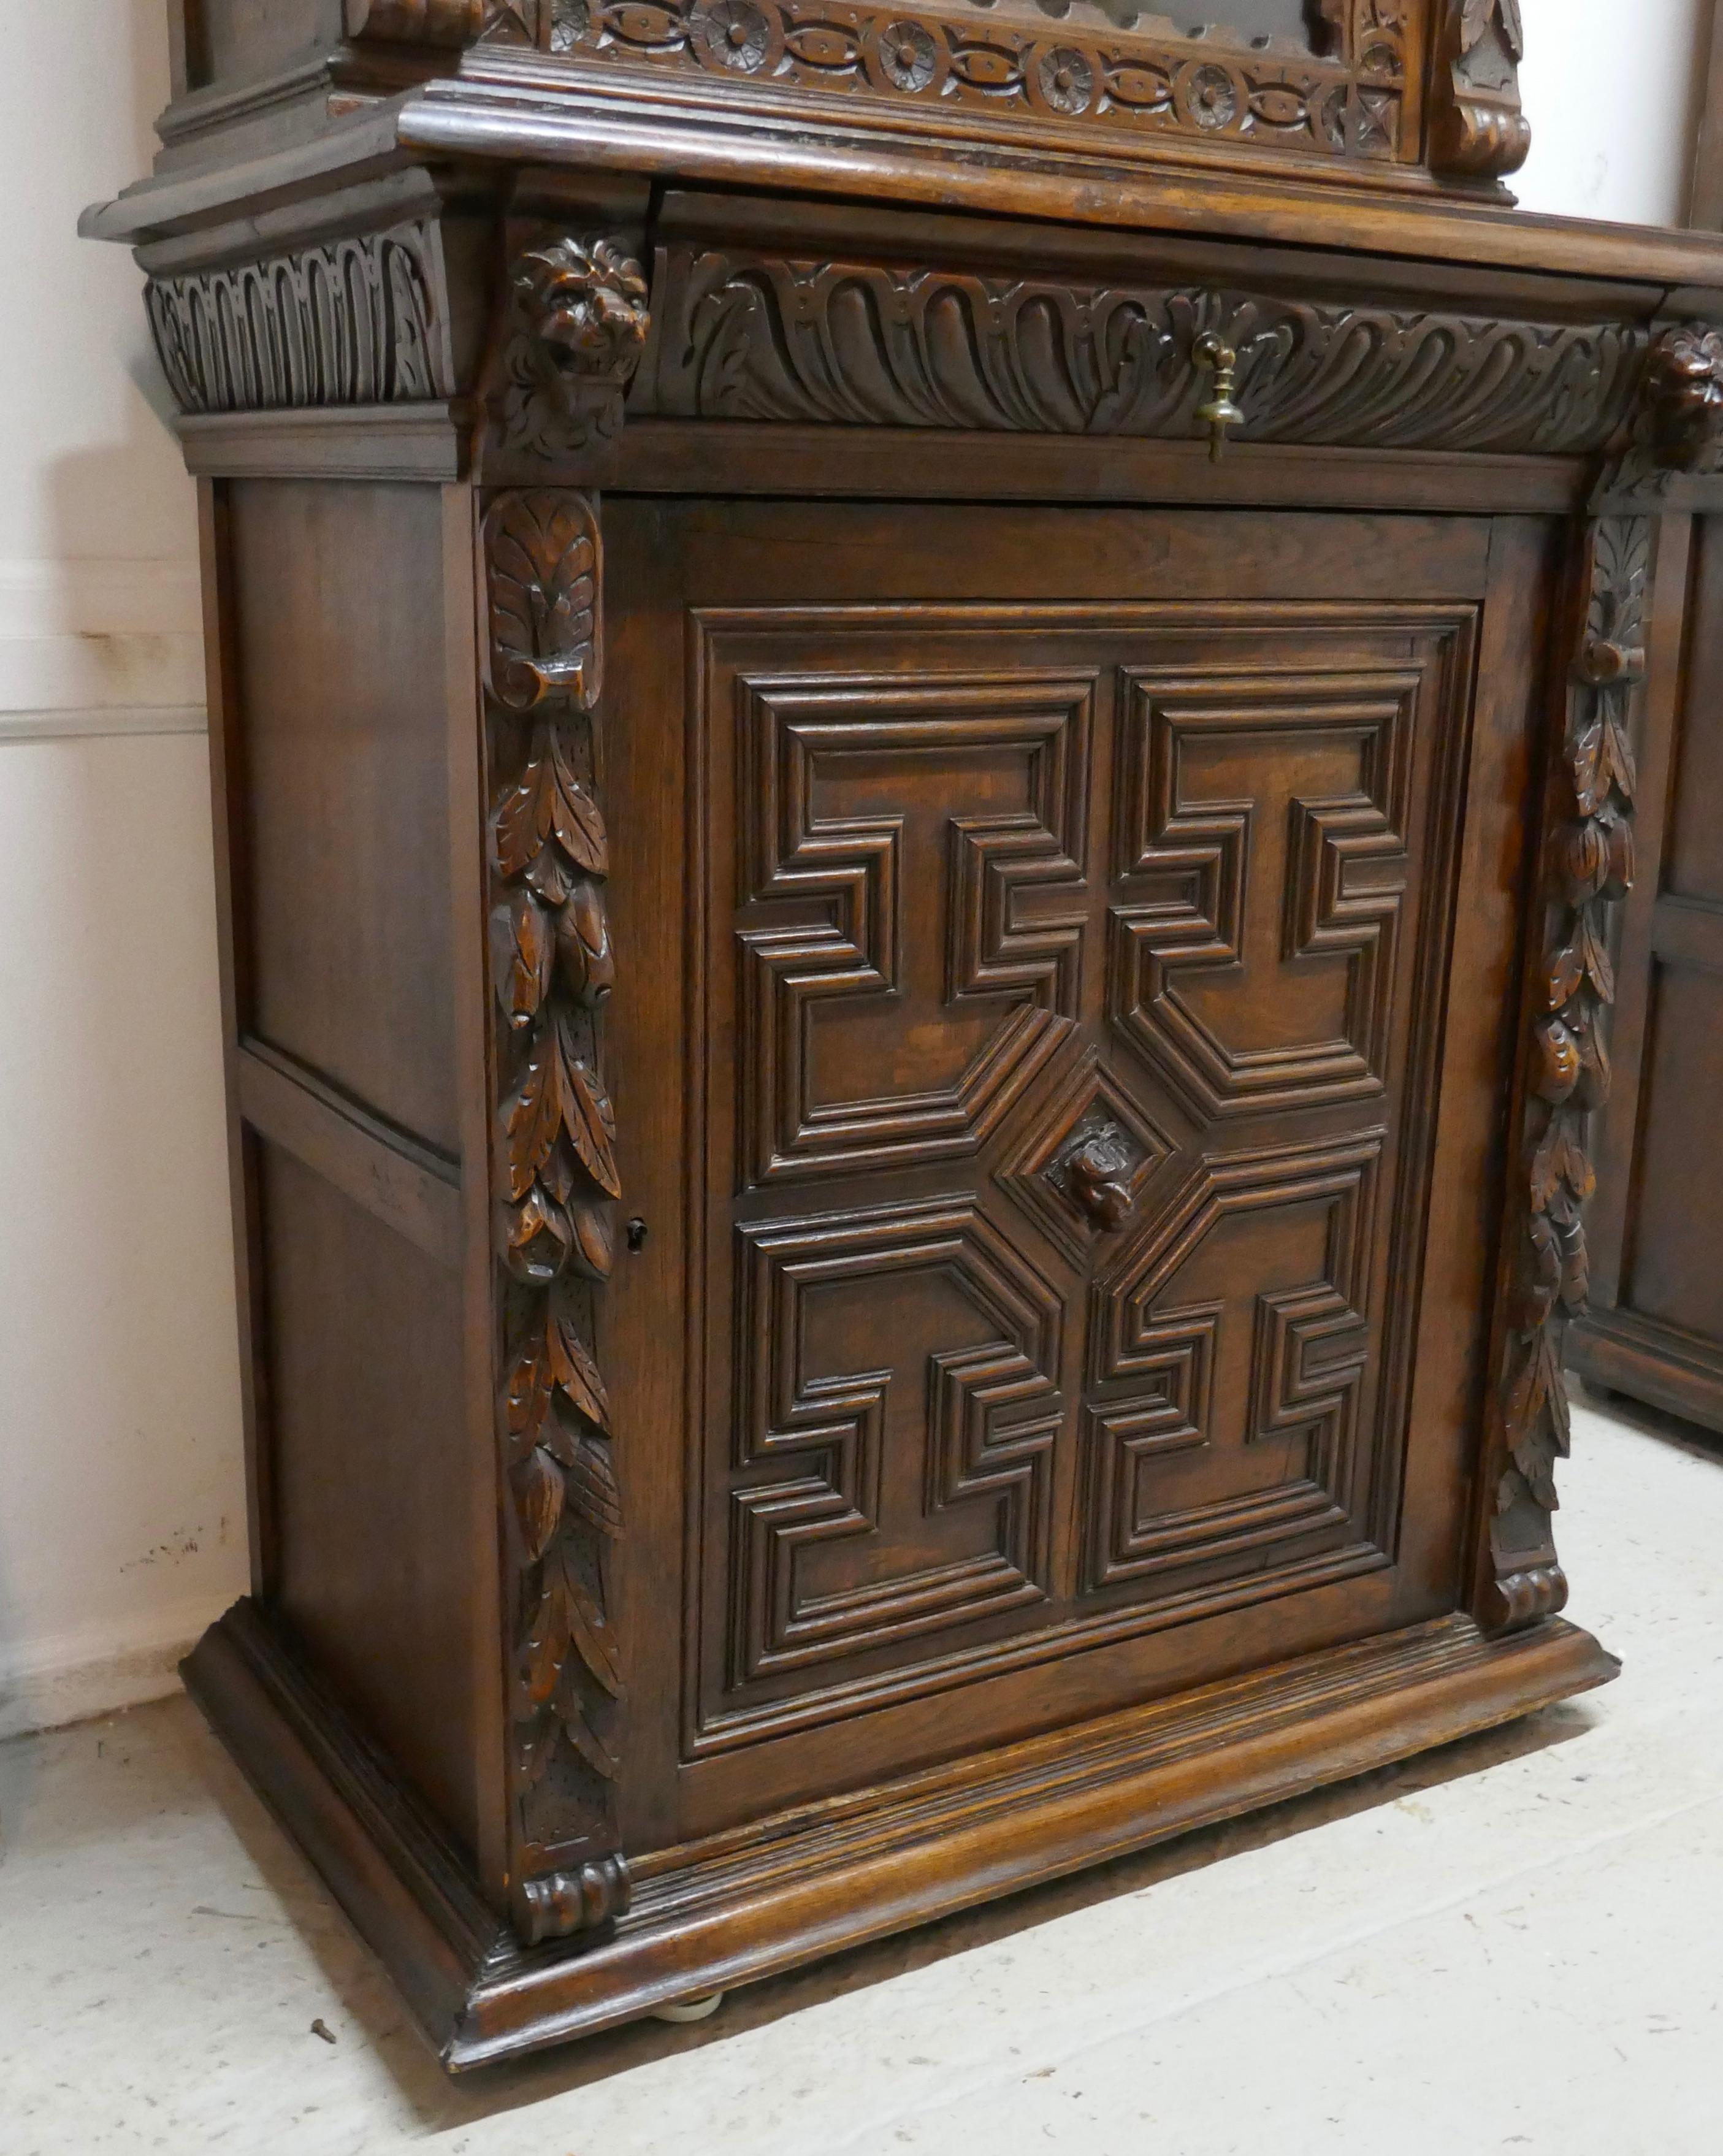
685;580;1477;1772
1109;670;1412;1117
1624;962;1723;1345
261;1142;479;1857
227;480;460;1155
1087;1130;1378;1589
1667;518;1723;909
738;673;1091;1179
729;1197;1065;1680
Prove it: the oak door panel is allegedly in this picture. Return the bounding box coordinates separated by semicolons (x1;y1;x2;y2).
599;501;1527;1848
690;600;1473;1751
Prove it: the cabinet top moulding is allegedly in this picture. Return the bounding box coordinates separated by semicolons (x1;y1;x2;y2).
80;4;1723;297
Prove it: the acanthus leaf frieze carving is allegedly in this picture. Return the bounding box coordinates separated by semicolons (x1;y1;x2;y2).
483;487;630;1940
1489;324;1723;1632
641;247;1649;458
145;221;451;415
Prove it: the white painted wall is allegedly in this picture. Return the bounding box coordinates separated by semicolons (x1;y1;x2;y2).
1516;0;1714;227
0;2;244;1740
0;3;1712;1738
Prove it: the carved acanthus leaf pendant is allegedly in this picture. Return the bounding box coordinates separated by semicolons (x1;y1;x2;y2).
484;486;630;1941
1491;324;1723;1631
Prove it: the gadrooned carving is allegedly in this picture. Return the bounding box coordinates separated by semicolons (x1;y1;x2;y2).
642;247;1649;454
145;222;448;414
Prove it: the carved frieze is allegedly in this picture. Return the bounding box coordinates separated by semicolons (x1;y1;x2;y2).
348;0;1416;165
1489;325;1723;1630
483;489;629;1941
145;221;451;414
642;247;1649;456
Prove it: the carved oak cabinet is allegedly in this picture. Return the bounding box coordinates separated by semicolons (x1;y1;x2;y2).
86;0;1723;2068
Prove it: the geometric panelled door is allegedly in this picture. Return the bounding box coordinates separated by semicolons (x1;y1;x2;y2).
691;603;1477;1765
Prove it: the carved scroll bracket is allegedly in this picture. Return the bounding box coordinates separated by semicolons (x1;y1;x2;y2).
483;488;630;1943
1487;324;1723;1633
1429;0;1530;185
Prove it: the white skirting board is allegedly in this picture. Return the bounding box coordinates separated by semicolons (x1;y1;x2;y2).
0;1606;215;1742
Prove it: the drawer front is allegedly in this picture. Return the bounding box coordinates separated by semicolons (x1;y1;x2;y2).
602;501;1539;1842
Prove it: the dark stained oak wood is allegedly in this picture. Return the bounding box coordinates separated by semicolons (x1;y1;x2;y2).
226;479;462;1155
84;0;1723;2072
1568;510;1723;1435
260;1143;481;1856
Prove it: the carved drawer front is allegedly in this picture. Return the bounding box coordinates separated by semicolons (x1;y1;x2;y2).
684;591;1478;1777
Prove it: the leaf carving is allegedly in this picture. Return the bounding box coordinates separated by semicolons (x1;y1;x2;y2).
555;1551;625;1698
1575;906;1615;1004
564;1435;624;1537
546;1313;611;1431
557;881;616;1005
514;1445;566;1561
503;1020;621;1203
1530;1110;1595;1215
491;892;554;1027
486;492;602;713
1546;944;1584;1011
561;1038;621;1199
486;485;626;1886
494;729;608;885
503;1030;567;1200
567;1198;618;1282
557;1690;623;1781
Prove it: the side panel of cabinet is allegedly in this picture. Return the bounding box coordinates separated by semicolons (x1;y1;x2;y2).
202;478;500;1873
1570;513;1723;1431
602;500;1549;1856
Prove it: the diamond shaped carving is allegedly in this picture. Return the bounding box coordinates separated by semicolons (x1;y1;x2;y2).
999;1048;1175;1269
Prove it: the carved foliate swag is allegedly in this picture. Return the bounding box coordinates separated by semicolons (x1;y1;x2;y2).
492;237;651;459
484;488;629;1942
1490;326;1723;1631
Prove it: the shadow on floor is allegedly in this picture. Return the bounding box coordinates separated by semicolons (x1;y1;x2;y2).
165;1679;1605;2138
